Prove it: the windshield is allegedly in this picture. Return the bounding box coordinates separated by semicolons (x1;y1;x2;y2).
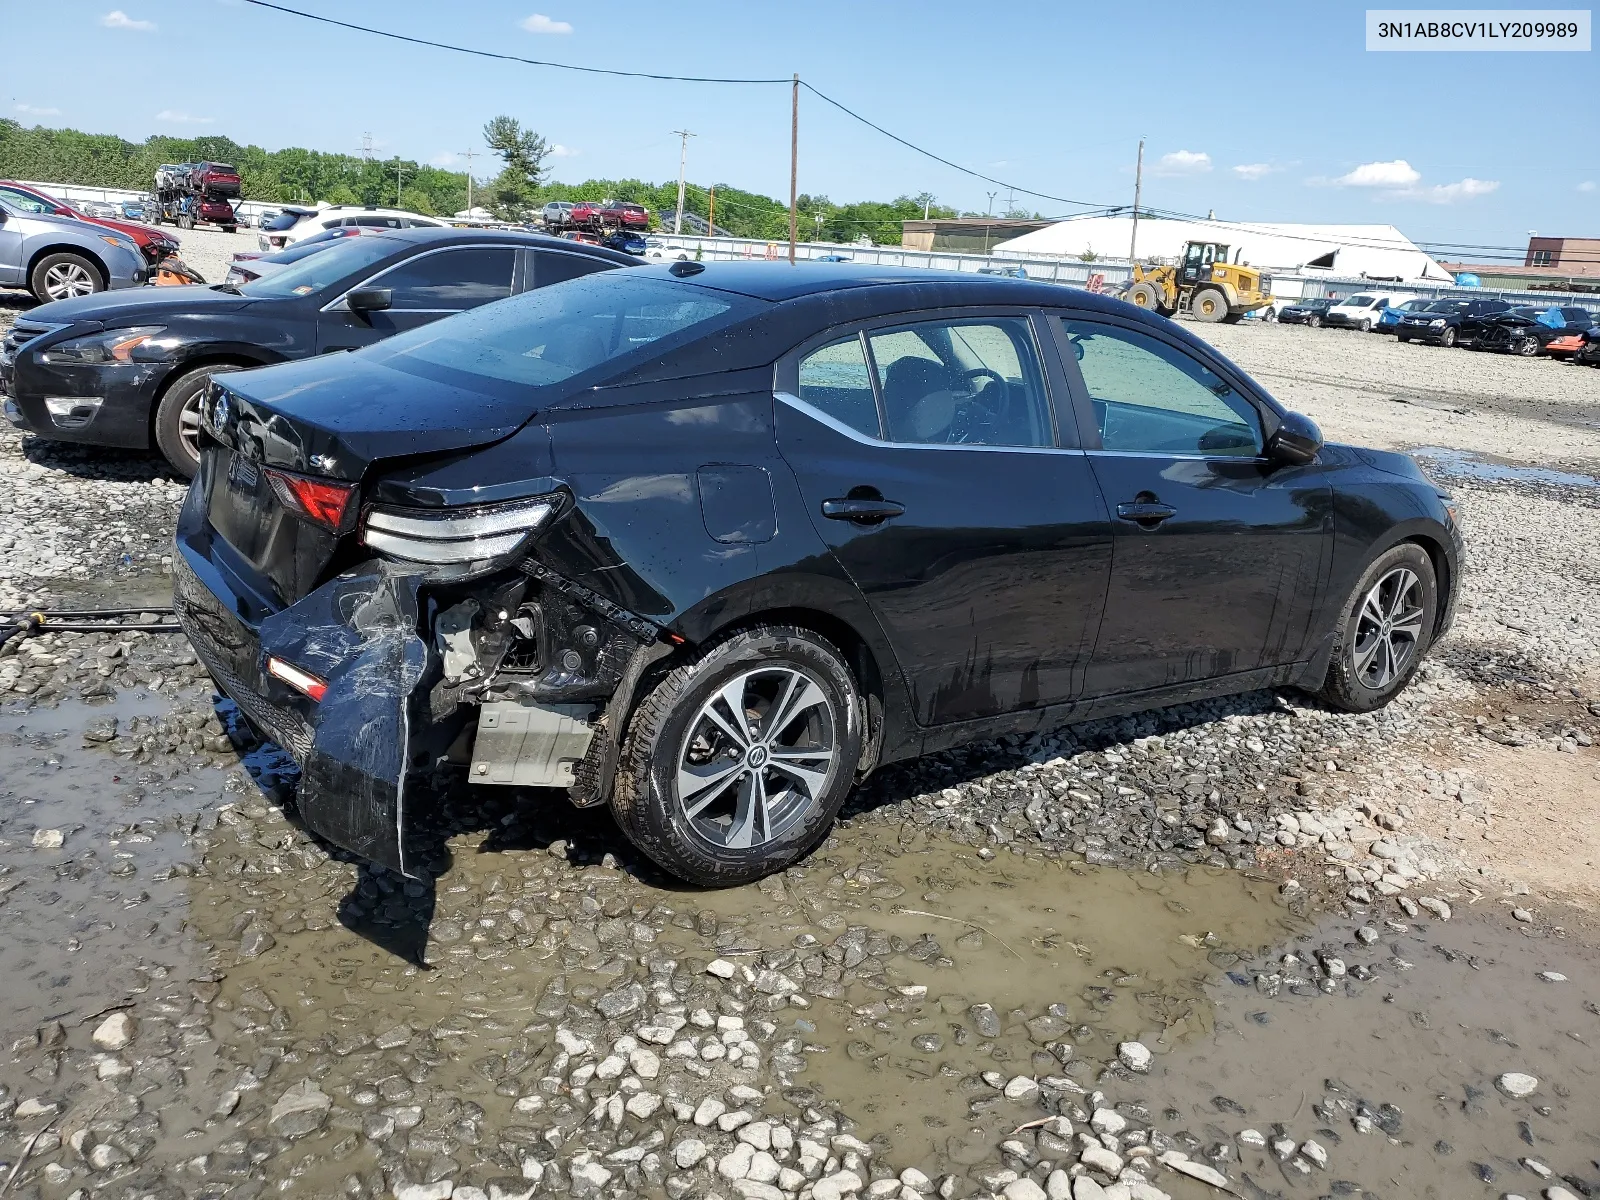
238;235;403;298
1343;295;1375;307
1426;300;1469;313
364;273;753;391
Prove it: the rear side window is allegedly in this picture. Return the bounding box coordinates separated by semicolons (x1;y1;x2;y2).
797;336;880;438
867;318;1052;449
1063;320;1262;458
376;247;515;310
535;250;614;288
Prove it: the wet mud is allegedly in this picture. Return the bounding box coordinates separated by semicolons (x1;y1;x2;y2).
0;693;1596;1199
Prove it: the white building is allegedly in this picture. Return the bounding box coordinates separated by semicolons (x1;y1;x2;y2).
993;215;1452;283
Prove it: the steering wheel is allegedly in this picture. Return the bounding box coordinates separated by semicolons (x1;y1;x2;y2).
946;367;1007;443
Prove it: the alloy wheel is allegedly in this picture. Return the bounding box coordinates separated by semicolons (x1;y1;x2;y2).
43;262;96;300
1351;567;1425;689
178;391;205;465
674;665;837;850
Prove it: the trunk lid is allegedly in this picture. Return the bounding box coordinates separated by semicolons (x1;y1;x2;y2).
202;353;535;607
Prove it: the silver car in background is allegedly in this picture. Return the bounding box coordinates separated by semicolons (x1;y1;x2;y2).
0;198;147;302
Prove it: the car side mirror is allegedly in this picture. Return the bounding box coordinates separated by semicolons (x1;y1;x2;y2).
346;286;391;313
1266;410;1323;466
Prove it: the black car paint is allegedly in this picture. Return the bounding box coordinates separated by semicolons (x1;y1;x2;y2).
1278;298;1334;325
1463;306;1597;353
1395;298;1512;344
2;229;634;453
172;263;1463;877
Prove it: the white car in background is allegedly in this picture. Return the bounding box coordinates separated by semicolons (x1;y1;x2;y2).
256;204;447;252
1325;291;1417;332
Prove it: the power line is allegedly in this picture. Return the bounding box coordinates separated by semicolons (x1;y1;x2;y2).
238;0;792;84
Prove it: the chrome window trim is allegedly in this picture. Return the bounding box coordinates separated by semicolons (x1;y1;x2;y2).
1084;448;1268;465
775;390;1086;457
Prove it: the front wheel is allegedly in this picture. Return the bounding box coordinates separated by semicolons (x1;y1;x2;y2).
30;252;103;302
153;364;242;480
611;625;863;887
1126;282;1162;312
1317;543;1438;713
1515;336;1540;357
1357;318;1372;333
1396;334;1411;343
1439;326;1458;348
1308;315;1322;328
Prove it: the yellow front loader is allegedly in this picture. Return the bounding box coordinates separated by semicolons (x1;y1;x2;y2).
1125;240;1274;323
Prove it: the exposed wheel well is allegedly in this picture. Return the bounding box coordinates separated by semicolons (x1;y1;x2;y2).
147;355;264;441
26;245;108;290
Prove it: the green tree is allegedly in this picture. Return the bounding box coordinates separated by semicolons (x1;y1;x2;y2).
482;115;550;218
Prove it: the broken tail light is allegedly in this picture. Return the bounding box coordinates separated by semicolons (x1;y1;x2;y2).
361;495;558;566
266;655;328;701
265;468;356;532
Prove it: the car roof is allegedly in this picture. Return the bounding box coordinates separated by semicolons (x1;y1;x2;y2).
365;225;638;264
631;259;1137;307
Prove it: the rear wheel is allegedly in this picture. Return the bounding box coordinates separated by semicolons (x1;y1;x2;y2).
611;625;862;887
1317;543;1437;713
29;252;103;302
1191;288;1229;322
153;364;243;480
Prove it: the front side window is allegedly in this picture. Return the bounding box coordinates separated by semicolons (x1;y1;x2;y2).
0;187;57;215
1062;320;1262;458
865;318;1052;448
797;335;879;438
373;247;514;310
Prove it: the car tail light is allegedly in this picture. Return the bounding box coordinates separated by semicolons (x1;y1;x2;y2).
267;655;328;701
361;495;558;565
265;468;355;531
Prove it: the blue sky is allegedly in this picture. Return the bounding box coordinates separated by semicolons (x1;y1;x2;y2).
6;0;1597;256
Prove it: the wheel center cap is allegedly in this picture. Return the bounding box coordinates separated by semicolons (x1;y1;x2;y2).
746;745;769;769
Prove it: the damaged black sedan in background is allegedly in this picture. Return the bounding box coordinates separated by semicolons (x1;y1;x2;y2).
173;262;1462;886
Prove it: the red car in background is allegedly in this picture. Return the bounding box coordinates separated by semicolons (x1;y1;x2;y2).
568;200;605;230
600;200;650;229
0;180;179;266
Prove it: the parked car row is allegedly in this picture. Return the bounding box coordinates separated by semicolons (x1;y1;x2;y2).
1;228;636;477
541;199;652;233
1277;289;1599;361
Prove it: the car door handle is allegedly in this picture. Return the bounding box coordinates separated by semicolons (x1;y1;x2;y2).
1116;501;1177;525
822;497;905;524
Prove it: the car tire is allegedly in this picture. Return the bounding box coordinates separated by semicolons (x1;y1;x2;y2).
1127;282;1163;312
1317;543;1438;714
1357;318;1372;333
1308;315;1322;328
1440;326;1457;348
611;624;864;887
1191;288;1229;322
1396;334;1410;343
29;252;104;302
222;225;237;234
153;364;243;481
1516;336;1540;357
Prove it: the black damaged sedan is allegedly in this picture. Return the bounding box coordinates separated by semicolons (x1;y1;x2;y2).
172;262;1463;885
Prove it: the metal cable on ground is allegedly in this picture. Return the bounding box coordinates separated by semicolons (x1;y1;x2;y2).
0;606;182;641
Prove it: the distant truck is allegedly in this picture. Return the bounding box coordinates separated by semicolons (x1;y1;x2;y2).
153;161;241;232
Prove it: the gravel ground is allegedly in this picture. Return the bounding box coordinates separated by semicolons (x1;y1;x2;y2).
0;281;1597;1200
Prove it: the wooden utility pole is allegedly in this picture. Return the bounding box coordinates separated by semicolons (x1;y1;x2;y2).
458;147;479;214
1129;137;1144;263
788;74;799;265
672;129;695;235
707;187;715;236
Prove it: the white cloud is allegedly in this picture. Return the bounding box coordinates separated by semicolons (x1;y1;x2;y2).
1153;149;1211;176
1231;163;1277;181
1397;177;1500;204
551;144;579;158
101;9;156;30
520;13;572;33
14;103;62;117
155;109;215;124
1579;181;1597;193
1335;159;1421;187
430;153;458;167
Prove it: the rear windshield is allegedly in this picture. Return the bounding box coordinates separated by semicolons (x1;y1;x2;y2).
238;235;403;298
364;273;756;391
263;211;308;231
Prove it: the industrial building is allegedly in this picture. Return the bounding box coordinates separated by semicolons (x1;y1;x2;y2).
986;214;1454;283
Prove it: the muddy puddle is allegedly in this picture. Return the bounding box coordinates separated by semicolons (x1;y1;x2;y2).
1412;445;1600;491
1;689;1597;1198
